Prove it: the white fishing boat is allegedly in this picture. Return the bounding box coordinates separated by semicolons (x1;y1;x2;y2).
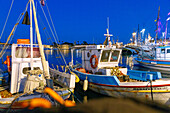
135;46;170;71
0;0;75;111
70;27;170;105
135;8;170;71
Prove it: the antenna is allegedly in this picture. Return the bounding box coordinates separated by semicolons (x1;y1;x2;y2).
104;17;113;46
107;17;109;31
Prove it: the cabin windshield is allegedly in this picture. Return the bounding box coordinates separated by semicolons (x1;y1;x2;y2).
15;47;40;58
110;50;120;62
100;50;110;62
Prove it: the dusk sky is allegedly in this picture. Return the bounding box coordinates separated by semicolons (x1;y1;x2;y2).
0;0;170;45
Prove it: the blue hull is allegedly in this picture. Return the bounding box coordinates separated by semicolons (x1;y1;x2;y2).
73;70;120;86
73;69;162;86
135;57;170;71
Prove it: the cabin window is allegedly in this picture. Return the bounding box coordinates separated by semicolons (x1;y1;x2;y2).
100;50;110;62
161;49;165;53
15;47;40;58
167;49;170;53
110;50;120;62
22;67;41;74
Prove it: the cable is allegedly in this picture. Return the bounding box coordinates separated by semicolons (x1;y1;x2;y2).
0;0;15;40
38;1;72;73
0;1;30;59
46;2;60;44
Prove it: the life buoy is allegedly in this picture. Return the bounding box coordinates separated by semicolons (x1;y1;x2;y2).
4;56;11;72
90;55;98;69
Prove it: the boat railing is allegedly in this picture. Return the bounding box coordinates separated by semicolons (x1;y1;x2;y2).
49;68;75;89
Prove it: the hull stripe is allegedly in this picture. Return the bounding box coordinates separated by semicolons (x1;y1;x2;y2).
87;81;170;88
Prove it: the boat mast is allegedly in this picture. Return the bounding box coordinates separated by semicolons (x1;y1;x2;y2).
165;21;168;45
137;24;140;46
30;0;33;70
104;17;113;46
30;0;50;79
155;6;160;43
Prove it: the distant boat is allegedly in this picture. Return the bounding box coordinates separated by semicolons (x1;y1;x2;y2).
135;46;170;72
70;27;170;105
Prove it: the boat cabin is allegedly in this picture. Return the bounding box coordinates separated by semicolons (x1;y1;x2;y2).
72;44;124;75
155;46;170;60
71;28;127;76
10;39;47;94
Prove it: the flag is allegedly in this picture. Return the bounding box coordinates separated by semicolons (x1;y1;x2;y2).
41;0;45;6
168;12;170;15
22;11;30;25
167;17;170;21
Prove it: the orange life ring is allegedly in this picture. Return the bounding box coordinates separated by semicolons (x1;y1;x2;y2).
90;55;98;69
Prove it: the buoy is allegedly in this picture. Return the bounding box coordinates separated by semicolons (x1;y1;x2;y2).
75;74;80;83
14;98;52;109
83;77;88;91
44;87;75;107
4;56;11;72
28;98;52;109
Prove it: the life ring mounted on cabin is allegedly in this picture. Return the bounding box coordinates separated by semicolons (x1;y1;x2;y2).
90;54;98;69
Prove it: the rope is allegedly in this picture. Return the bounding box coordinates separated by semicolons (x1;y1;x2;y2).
0;1;30;59
38;1;71;72
0;0;15;40
37;14;64;65
5;92;27;113
38;2;64;66
68;88;82;104
38;1;57;44
46;2;60;44
37;14;53;44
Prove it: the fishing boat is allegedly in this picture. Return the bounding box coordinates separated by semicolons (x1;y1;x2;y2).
0;0;75;111
70;27;170;105
135;46;170;72
135;7;170;71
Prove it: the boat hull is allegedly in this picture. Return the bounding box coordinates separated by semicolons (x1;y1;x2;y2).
0;89;72;111
84;81;170;105
74;69;170;105
135;58;170;71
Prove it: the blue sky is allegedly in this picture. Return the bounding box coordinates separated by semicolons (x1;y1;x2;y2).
0;0;170;45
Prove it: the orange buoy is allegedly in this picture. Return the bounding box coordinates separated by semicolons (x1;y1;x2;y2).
4;56;11;72
44;87;75;107
12;98;51;109
28;98;51;110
